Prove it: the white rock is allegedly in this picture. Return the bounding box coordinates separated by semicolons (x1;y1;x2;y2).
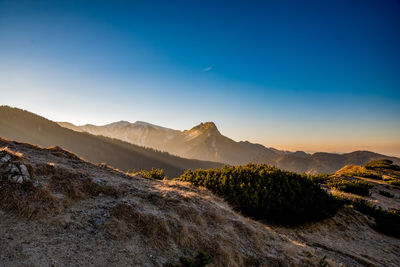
1;154;11;162
33;180;41;188
16;176;24;183
4;164;11;172
19;164;30;178
10;175;22;183
93;178;106;186
9;165;20;174
54;193;65;199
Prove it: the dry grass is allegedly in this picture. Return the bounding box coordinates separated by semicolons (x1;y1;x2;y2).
0;180;60;219
34;162;57;176
80;178;120;198
47;146;81;161
1;139;400;266
110;202;172;247
104;184;282;267
49;175;84;200
336;164;365;175
0;147;59;218
336;164;381;179
0;146;23;159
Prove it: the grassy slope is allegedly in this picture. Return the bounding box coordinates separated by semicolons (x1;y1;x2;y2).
1;139;400;266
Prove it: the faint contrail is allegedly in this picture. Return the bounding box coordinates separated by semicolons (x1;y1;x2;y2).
201;67;212;72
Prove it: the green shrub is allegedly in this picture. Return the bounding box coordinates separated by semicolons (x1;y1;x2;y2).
178;164;340;225
351;171;382;180
327;178;372;196
365;159;400;170
306;173;331;184
379;190;394;198
133;168;167;180
387;180;400;187
350;199;400;238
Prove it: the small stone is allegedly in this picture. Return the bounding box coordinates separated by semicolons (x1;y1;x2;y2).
33;180;41;188
19;164;30;178
1;154;11;163
4;164;12;173
9;164;20;174
93;178;106;186
10;175;23;183
54;193;65;199
99;163;108;168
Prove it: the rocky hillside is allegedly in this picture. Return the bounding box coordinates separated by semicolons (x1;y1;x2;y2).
1;138;399;266
0;106;222;177
59;118;400;174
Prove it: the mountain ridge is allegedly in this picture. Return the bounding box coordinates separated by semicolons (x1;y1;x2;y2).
59;118;400;174
59;120;280;165
0;106;222;177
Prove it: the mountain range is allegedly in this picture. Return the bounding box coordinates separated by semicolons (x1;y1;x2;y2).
59;119;400;174
0;106;221;177
0;106;398;175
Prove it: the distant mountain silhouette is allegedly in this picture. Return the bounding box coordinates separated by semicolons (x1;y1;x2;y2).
59;118;400;174
0;106;222;177
59;120;282;165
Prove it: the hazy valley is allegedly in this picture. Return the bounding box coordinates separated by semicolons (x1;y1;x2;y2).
59;117;400;175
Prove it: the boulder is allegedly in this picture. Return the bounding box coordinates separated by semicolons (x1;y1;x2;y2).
19;164;30;178
0;156;31;183
1;154;11;163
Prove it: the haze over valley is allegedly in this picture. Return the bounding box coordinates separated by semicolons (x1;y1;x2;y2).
58;117;400;174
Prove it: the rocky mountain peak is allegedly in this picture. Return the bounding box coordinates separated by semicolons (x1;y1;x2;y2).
191;122;220;135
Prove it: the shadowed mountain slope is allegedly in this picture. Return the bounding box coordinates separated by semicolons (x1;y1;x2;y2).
0;106;222;177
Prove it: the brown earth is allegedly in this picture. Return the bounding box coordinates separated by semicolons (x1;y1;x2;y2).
0;138;399;266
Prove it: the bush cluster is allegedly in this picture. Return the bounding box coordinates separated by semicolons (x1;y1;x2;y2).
305;173;331;184
350;171;381;180
387;180;400;187
365;159;400;170
178;164;340;225
132;168;167;180
326;178;372;196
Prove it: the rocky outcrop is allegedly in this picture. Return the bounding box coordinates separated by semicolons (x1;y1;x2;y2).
0;149;31;183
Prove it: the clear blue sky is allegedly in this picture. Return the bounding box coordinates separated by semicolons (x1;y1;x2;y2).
0;0;399;156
